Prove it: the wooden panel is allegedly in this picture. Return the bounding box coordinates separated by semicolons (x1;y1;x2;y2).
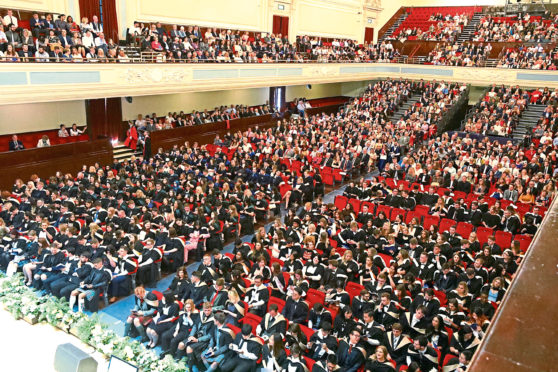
150;114;275;152
149;102;347;153
0;138;113;191
469;197;558;371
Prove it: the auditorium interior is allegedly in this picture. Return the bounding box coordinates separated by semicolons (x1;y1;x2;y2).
0;0;557;371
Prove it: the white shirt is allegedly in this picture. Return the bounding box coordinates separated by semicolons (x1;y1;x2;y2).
82;35;94;48
3;15;18;27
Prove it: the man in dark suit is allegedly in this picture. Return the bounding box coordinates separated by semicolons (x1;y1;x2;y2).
59;29;73;48
30;13;46;37
337;329;366;372
9;134;24;151
282;286;309;324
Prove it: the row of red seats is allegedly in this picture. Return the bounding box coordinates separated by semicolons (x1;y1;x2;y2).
334;195;534;252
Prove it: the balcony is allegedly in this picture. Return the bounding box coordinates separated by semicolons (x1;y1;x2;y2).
1;61;558;105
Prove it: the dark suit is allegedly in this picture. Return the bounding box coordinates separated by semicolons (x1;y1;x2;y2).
282;297;309;324
9;140;24;151
337;339;366;372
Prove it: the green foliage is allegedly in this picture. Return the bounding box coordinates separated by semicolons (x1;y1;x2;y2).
0;276;187;371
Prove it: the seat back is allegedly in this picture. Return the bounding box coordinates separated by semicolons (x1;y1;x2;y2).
268;296;286;313
423;215;440;230
334;195;348;210
306;288;326;308
439;218;456;233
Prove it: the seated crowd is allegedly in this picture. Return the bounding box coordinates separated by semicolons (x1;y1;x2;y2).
2;77;554;372
423;42;491;68
496;44;558;70
5;123;87;152
473;13;558;43
462;85;558;138
0;9;128;62
394;12;470;43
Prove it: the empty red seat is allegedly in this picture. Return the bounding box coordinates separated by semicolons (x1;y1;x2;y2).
345;282;365;300
334;195;348;210
306;288;326;308
495;231;512;249
376;204;392;218
456;222;474;239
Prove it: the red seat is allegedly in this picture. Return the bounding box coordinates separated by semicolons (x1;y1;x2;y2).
333;168;343;183
323;172;335;186
433;289;447;306
361;201;376;214
456;222;474;239
405;210;422;225
240;313;262;335
299;324;315;341
439;218;456;233
423;215;440;230
454;191;467;200
414;205;430;216
227;323;241;336
378;253;394;267
270;257;284;267
303;356;316;372
376;204;392;218
268;296;286;313
306;288;326;308
495;231;512;249
476;227;494;246
514;235;532;253
348;198;361;214
334;195;348;210
345;281;365;300
390;208;407;222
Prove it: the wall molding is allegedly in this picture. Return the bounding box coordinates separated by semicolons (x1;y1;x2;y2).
1;62;557;105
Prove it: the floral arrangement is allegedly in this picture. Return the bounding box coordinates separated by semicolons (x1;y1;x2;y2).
0;274;187;372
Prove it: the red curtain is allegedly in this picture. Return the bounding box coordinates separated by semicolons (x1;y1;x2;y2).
78;0;100;21
78;0;118;42
364;27;374;44
85;98;122;140
273;15;289;37
102;0;119;42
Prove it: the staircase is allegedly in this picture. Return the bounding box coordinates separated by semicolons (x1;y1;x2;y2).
379;13;408;42
512;104;547;141
120;46;142;61
457;12;484;43
113;144;141;162
484;58;499;68
390;94;421;122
